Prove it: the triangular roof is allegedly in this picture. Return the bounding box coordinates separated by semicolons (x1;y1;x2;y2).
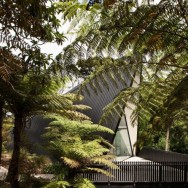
70;69;135;144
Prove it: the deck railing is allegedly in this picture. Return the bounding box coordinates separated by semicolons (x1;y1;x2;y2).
83;161;188;183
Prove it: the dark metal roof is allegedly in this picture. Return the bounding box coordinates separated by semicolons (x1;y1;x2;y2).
138;147;188;162
72;70;133;142
26;67;134;152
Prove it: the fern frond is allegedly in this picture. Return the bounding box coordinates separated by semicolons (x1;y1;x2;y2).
73;177;95;188
44;180;71;188
85;167;113;177
90;157;118;169
0;48;23;82
64;110;91;121
61;157;81;169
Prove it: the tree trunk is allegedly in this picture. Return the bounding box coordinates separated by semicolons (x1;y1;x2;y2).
6;113;24;188
0;100;4;164
165;124;170;151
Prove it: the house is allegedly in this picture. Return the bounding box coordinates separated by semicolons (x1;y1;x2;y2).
26;65;139;159
68;67;139;159
25;67;188;187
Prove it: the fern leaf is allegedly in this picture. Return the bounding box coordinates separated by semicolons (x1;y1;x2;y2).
61;157;81;169
85;167;113;177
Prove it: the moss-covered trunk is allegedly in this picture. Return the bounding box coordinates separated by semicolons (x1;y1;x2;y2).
165;124;170;151
0;100;4;164
6;113;24;188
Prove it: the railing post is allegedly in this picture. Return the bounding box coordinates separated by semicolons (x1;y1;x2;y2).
159;164;162;183
184;163;187;183
108;180;110;187
134;162;136;184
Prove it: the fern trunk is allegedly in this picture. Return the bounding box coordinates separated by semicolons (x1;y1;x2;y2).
165;124;170;151
0;100;4;164
6;113;24;188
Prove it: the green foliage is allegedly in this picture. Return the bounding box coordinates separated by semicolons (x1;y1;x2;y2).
58;0;188;154
1;64;77;185
73;177;95;188
0;70;79;118
61;0;188;72
0;0;65;49
2;115;14;153
0;48;22;82
0;0;69;85
99;66;188;152
0;0;103;186
43;115;114;159
44;180;71;188
19;149;51;182
43;114;115;187
44;178;95;188
44;162;68;175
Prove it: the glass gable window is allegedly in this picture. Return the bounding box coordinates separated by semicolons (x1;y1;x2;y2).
113;115;132;156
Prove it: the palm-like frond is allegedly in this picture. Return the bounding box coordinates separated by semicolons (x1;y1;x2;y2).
62;110;91;121
0;48;23;82
84;167;113;177
43;114;116;181
55;0;188;153
75;58;139;96
61;0;188;76
45;180;71;188
73;177;95;188
100;67;184;126
90;157;117;169
61;157;81;169
46;115;114;136
0;70;86;120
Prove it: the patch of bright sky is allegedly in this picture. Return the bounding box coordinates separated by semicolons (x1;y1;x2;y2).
40;0;85;57
40;0;161;58
41;0;162;92
40;21;75;58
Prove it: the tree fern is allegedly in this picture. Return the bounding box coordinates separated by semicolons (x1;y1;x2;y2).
43;114;116;187
60;0;188;75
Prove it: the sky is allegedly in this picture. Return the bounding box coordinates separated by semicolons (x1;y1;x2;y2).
40;0;161;57
40;18;74;58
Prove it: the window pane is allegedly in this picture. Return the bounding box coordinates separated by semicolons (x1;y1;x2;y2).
113;129;132;156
